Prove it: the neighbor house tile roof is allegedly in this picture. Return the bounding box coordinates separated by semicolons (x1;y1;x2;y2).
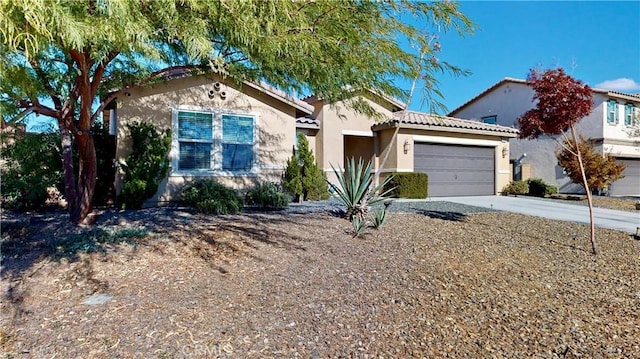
374;110;519;136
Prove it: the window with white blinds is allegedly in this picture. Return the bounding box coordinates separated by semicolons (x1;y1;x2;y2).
178;111;213;170
222;114;254;171
174;109;256;173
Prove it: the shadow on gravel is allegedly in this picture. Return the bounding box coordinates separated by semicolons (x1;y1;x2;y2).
0;206;324;279
415;210;467;222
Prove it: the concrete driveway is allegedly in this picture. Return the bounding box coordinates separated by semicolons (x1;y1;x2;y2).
433;196;640;234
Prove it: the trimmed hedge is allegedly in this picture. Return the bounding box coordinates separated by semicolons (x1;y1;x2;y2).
527;178;558;197
384;172;429;199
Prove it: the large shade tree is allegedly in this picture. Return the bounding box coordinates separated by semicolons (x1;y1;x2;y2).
0;0;472;224
516;68;599;254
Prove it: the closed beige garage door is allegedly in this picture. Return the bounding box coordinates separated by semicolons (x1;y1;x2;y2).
609;158;640;196
414;142;495;197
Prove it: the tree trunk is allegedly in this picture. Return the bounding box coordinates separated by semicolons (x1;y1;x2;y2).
571;125;597;254
59;123;79;222
74;131;97;225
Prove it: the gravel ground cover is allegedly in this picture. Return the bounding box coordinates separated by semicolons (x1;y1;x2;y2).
1;202;639;358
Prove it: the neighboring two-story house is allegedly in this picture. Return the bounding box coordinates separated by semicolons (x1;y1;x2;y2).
449;78;640;196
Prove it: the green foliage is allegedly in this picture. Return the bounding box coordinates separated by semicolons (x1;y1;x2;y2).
545;184;558;196
524;178;557;197
283;133;329;201
181;179;243;215
502;181;529;196
384;172;428;198
283;154;303;201
351;216;369;238
1;130;63;211
526;178;549;197
331;157;393;221
245;182;291;210
556;135;626;192
118;122;171;210
369;206;389;229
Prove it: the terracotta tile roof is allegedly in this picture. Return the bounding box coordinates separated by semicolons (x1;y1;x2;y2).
379;111;519;136
295;116;319;129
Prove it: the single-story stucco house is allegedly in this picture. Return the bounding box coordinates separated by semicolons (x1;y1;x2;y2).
108;74;518;205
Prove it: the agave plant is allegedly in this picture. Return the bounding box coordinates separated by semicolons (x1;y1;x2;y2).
330;157;394;221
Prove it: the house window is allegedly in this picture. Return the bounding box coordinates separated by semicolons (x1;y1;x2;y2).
607;100;618;124
178;111;213;170
175;109;256;173
482;115;497;124
221;114;254;171
624;103;636;126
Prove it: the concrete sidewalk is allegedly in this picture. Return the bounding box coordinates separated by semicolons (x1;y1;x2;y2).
413;196;640;234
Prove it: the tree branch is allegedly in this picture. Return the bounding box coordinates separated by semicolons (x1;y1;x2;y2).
90;51;119;98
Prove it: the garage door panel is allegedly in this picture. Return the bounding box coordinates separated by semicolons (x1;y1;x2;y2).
609;158;640;196
414;142;495;197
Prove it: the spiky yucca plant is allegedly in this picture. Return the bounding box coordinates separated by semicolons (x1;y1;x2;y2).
330;157;394;221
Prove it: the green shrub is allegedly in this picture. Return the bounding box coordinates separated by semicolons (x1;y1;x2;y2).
524;178;558;197
283;133;329;201
245;182;291;210
118;121;171;209
384;172;428;198
502;180;529;195
526;178;547;197
181;179;243;215
1;129;63;211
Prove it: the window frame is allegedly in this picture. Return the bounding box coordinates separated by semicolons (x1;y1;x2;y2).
607;100;619;125
624;103;636;126
481;115;497;125
170;105;259;176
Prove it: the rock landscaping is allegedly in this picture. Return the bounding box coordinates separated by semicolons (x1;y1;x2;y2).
1;203;639;357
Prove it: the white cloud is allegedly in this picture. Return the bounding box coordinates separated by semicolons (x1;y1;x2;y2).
594;78;640;91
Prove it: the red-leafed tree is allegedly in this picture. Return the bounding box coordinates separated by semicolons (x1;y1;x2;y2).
517;68;599;254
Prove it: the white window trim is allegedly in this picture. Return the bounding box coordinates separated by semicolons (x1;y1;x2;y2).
607;100;619;125
169;104;260;177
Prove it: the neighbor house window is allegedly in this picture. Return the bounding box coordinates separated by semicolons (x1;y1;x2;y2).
175;108;256;173
482;115;497;124
624;103;635;126
607;100;618;124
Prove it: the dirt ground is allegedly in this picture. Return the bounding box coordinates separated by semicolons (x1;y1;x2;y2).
1;206;639;358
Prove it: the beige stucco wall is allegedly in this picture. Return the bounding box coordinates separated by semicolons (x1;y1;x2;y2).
115;75;298;204
310;96;394;183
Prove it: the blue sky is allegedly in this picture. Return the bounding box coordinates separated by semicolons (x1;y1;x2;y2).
416;0;640;115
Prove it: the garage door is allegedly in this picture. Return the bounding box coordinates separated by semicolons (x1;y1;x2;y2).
414;142;495;196
609;158;640;196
